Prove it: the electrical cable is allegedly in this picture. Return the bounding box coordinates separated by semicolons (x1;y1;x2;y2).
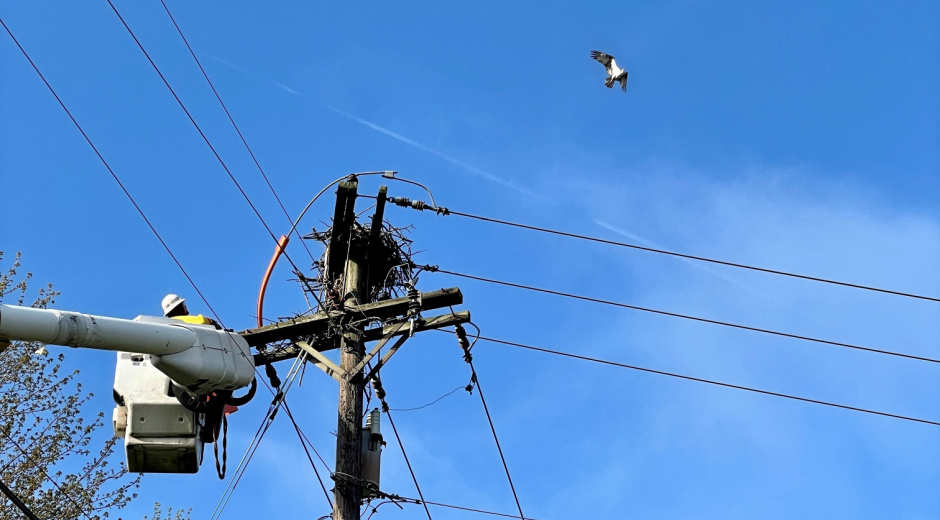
0;428;94;520
0;17;224;325
383;176;438;208
445;330;940;428
393;496;543;520
0;406;73;473
106;0;278;242
371;376;433;520
271;171;393;329
388;201;939;303
3;22;264;502
0;477;40;520
432;268;940;365
384;408;433;520
286;171;392;239
387;385;465;412
365;498;404;520
107;0;334;327
283;402;332;471
277;171;439;318
207;396;277;520
282;400;333;509
4;15;326;517
209;352;308;520
157;0;318;264
455;324;526;520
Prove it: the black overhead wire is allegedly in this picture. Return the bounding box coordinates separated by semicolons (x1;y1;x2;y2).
209;380;283;520
5;12;328;517
106;1;322;303
393;496;543;520
0;478;40;520
0;16;225;325
387;200;940;304
157;0;318;264
3;20;282;511
284;398;332;470
432;268;940;365
371;376;434;520
455;324;526;520
106;0;275;240
109;9;372;513
283;400;333;509
438;329;940;427
0;428;94;520
209;356;314;520
387;385;465;412
385;409;433;520
210;406;276;520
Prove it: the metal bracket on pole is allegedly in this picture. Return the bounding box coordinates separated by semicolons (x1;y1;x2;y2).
364;332;410;383
295;340;344;382
344;322;407;382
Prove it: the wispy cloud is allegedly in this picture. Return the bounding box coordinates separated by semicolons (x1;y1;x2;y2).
204;54;302;96
327;106;541;199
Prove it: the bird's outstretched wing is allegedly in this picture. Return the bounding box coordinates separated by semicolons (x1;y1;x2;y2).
590;50;615;71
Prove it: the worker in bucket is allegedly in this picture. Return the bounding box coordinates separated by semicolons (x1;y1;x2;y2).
161;293;243;478
161;294;219;328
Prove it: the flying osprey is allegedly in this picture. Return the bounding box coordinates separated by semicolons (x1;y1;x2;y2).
590;50;628;92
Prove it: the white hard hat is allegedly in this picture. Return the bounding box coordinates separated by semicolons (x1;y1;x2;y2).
161;294;186;316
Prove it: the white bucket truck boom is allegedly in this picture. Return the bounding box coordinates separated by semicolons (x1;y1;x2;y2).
0;304;256;474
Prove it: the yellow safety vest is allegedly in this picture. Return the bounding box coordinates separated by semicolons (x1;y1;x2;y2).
172;314;217;326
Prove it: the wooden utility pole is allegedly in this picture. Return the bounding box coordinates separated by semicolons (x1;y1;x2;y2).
332;180;364;520
240;178;471;520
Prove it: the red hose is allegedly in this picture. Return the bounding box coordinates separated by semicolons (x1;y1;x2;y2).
257;235;290;328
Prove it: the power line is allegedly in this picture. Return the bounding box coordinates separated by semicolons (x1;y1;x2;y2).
283;400;333;510
283;401;332;471
392;203;940;304
0;428;94;520
0;477;41;520
0;17;224;325
456;324;526;520
372;376;433;520
209;353;309;520
384;408;433;520
432;268;940;365
157;0;318;264
387;385;465;412
106;0;278;242
4;25;273;515
107;0;324;309
458;331;940;428
6;13;327;517
392;496;542;520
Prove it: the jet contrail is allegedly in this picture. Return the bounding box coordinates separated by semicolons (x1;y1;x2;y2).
327;106;540;199
204;54;302;96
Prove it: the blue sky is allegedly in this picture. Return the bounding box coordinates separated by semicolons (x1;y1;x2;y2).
1;1;939;518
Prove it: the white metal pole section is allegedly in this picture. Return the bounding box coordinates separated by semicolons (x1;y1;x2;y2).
0;304;195;355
